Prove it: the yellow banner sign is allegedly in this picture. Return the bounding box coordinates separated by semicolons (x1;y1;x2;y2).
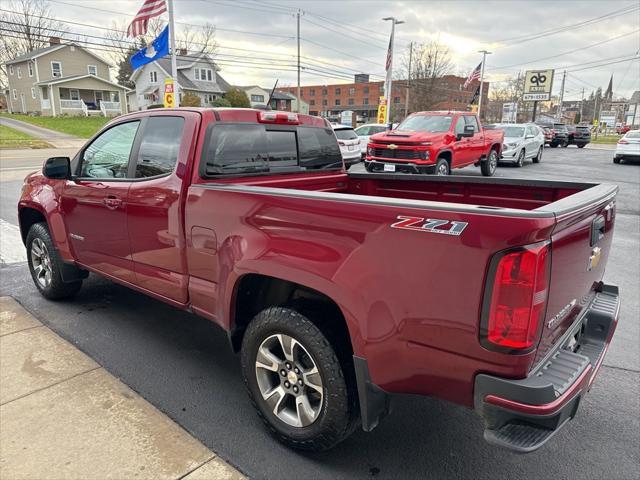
164;78;175;108
377;97;387;124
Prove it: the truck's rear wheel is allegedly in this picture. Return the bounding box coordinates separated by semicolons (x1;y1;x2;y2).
241;306;357;451
481;150;498;176
26;223;82;300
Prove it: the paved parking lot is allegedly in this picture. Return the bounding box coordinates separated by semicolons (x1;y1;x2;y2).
1;146;638;479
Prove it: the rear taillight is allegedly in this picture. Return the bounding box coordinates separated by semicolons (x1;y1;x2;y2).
481;242;551;352
618;139;628;144
338;141;346;146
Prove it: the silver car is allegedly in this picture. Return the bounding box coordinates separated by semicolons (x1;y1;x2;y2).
497;123;545;167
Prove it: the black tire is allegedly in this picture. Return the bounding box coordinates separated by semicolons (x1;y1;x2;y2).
434;157;449;176
551;143;558;148
532;146;543;163
515;149;525;167
613;157;621;164
26;223;82;300
241;306;359;451
562;142;569;148
578;144;585;148
481;149;498;176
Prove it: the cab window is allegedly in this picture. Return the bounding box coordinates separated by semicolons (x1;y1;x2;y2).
454;117;466;135
80;121;140;179
464;116;479;133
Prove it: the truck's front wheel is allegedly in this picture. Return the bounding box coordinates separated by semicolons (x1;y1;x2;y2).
241;306;357;451
481;150;498;176
26;223;82;300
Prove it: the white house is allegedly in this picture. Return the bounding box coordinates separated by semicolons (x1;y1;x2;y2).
237;86;271;108
130;52;230;109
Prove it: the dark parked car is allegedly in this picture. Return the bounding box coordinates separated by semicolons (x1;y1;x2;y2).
552;124;570;148
540;126;554;145
569;125;591;148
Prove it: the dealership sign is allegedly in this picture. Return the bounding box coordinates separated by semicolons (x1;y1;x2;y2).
502;102;518;122
523;69;554;101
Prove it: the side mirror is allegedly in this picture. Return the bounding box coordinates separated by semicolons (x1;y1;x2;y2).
457;125;475;140
43;157;71;179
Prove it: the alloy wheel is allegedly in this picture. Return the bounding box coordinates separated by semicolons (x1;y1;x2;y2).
517;150;525;167
437;162;449;175
255;333;324;428
489;151;497;173
30;238;52;288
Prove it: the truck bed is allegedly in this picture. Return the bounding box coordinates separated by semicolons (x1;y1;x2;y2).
210;170;610;214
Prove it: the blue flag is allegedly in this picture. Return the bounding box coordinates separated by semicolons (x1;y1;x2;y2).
130;26;169;70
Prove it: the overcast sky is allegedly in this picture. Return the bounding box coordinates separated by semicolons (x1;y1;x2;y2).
55;0;640;100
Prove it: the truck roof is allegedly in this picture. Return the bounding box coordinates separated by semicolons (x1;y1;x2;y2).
116;107;328;128
409;110;475;116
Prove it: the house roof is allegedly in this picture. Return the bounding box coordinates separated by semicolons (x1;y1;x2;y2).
130;53;230;94
156;57;231;93
4;43;113;67
35;74;131;91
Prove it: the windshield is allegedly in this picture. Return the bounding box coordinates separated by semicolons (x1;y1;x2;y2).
397;115;452;133
334;128;358;140
626;131;640;139
502;126;525;137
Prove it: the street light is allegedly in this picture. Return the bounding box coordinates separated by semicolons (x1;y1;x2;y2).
383;17;404;126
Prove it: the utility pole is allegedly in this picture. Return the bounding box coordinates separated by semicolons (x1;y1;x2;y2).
580;87;585;123
477;50;492;121
404;41;413;118
383;17;404;126
296;10;301;113
167;0;179;107
557;69;566;121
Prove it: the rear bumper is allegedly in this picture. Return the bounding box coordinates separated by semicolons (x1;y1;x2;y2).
474;283;619;453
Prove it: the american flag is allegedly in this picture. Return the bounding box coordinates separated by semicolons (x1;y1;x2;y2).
385;37;392;71
464;62;482;89
127;0;167;37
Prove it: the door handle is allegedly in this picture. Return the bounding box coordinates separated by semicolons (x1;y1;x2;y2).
103;195;123;210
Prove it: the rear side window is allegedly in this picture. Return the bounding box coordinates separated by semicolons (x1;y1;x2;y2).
136;116;184;178
298;127;342;169
202;124;341;176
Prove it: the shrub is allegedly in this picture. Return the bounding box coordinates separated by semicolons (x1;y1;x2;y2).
210;98;231;107
181;93;202;107
224;88;251;108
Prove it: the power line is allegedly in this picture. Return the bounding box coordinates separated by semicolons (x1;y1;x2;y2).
493;4;639;46
487;29;640;71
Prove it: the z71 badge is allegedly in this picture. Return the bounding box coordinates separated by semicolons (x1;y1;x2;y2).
390;215;468;236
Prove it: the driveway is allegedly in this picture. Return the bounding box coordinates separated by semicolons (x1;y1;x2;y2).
0;117;85;149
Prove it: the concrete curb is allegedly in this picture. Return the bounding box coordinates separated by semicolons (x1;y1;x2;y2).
0;117;86;149
0;296;245;480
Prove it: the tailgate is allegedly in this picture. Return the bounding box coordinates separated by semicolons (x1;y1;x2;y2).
534;185;618;364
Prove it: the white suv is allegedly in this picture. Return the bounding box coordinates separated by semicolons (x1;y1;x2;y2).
614;130;640;163
332;124;361;166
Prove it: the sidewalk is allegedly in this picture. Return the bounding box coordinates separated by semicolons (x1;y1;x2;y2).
0;297;244;480
0;117;85;149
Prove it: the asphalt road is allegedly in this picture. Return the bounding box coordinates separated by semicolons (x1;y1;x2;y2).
1;146;639;479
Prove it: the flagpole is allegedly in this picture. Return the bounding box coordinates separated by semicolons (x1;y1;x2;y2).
167;0;179;107
477;50;491;120
383;17;404;127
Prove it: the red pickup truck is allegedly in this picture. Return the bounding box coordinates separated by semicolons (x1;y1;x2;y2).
365;111;503;176
18;108;620;453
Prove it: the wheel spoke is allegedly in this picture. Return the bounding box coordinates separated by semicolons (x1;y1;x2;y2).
34;264;43;276
276;334;295;362
303;366;323;394
255;345;281;372
264;386;286;415
296;395;316;427
31;241;42;256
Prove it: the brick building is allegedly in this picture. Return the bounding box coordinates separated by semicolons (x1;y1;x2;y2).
278;74;489;123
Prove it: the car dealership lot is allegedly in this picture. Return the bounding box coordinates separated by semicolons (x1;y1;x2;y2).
1;146;638;479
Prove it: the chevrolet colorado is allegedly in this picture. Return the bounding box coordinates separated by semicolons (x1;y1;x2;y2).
365;111;504;175
19;108;620;453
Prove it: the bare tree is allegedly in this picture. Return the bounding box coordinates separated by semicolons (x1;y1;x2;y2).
487;74;525;122
397;40;454;113
0;0;67;88
177;22;217;55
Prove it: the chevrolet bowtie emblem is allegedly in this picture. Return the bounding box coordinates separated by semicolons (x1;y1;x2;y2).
388;144;398;149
